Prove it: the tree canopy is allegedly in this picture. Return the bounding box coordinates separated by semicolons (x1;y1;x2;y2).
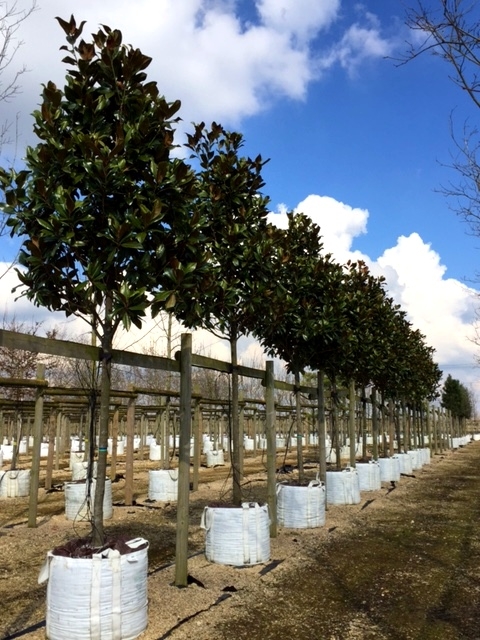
0;15;211;544
441;373;473;419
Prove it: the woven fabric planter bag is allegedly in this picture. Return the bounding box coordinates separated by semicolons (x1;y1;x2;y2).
420;447;431;465
378;456;401;482
148;468;178;502
1;444;13;461
396;453;413;475
407;449;422;470
355;461;381;491
0;469;30;498
276;480;326;528
72;461;98;481
326;468;361;505
201;502;270;566
149;444;161;461
70;451;85;469
39;537;149;640
206;449;225;468
64;479;113;521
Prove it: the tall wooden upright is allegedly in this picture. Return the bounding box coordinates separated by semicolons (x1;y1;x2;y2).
175;333;192;587
28;364;45;528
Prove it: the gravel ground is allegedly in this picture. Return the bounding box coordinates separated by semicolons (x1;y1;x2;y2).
1;443;479;640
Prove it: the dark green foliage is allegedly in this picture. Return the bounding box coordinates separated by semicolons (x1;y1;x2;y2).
253;211;345;375
1;16;205;336
442;374;473;419
0;15;210;544
175;121;272;339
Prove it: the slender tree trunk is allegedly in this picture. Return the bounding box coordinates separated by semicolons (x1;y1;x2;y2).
348;380;356;468
28;364;45;528
371;388;378;461
10;410;21;471
93;298;113;547
317;371;327;485
295;367;304;479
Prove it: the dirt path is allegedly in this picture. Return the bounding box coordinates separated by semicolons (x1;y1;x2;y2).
205;444;480;640
2;444;480;640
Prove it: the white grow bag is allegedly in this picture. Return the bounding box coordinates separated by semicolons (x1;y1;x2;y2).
206;449;225;468
420;447;431;465
201;502;270;566
148;469;178;502
396;453;413;475
407;449;422;470
355;461;381;492
1;444;13;461
325;447;337;464
378;456;400;482
276;480;326;528
64;479;113;521
70;451;85;470
257;437;267;450
149;444;161;461
326;468;361;505
0;469;31;498
72;461;97;481
39;538;148;640
202;439;213;454
244;437;254;451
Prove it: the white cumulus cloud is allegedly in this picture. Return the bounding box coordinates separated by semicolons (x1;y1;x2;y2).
1;0;396;157
269;194;369;263
269;193;480;400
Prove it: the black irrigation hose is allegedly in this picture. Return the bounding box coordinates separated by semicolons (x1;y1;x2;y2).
156;593;233;639
3;619;46;639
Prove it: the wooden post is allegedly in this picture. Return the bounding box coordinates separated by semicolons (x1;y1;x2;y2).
265;361;277;538
138;411;145;461
45;410;56;491
28;364;45;528
110;406;119;482
175;333;192;587
295;369;304;478
192;398;201;491
124;396;136;506
54;410;62;471
239;392;246;461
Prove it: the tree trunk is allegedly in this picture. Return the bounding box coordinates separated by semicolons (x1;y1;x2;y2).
371;388;378;461
317;371;327;485
93;297;113;547
348;380;356;468
295;368;304;479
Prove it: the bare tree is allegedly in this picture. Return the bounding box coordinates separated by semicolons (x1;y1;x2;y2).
0;315;61;397
0;1;37;251
0;1;36;146
403;1;480;234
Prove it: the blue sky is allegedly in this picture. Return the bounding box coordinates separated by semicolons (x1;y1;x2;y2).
1;0;480;400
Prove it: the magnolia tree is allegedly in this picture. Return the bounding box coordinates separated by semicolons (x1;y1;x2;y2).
174;122;273;504
0;16;209;546
252;212;346;475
